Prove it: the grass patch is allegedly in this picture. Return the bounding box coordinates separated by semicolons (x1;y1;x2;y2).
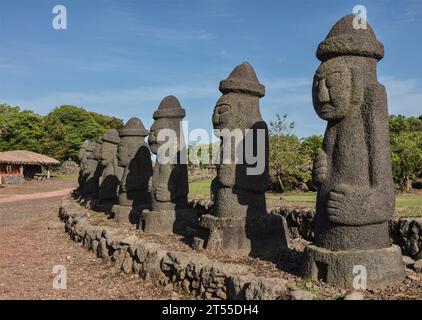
51;173;78;180
188;178;422;217
189;178;212;198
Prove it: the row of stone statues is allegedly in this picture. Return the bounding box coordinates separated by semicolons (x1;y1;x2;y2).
76;14;405;289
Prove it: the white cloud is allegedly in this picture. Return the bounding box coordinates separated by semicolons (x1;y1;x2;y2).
5;83;217;119
381;76;422;115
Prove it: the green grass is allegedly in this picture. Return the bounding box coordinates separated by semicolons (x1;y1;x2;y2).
189;178;212;198
188;178;422;217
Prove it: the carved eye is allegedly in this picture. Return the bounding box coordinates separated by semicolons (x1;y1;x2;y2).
217;104;231;115
326;72;341;88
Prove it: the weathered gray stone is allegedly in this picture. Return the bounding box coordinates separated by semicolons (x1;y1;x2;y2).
304;14;405;289
199;62;289;256
414;259;422;273
403;255;415;267
140;96;197;234
77;140;98;198
98;129;124;207
245;278;288;300
112;118;152;225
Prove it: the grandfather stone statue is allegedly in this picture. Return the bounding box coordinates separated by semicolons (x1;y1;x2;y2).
304;15;405;288
81;141;98;197
198;62;289;256
112;117;153;225
77;140;89;195
97;129;124;209
91;137;104;202
140;96;196;234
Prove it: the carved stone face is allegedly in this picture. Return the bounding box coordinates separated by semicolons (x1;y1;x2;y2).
117;137;142;168
212;92;239;131
148;118;167;155
93;142;102;160
100;142;116;166
117;138;131;167
312;59;353;121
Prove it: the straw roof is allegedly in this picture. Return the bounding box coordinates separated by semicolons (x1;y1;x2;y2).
0;150;60;166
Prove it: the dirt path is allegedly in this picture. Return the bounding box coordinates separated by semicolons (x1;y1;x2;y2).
0;188;73;204
0;183;184;300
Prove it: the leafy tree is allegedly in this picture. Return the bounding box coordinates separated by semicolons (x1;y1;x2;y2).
0;104;124;162
43;105;123;161
301;135;323;160
0;105;46;153
269;114;311;191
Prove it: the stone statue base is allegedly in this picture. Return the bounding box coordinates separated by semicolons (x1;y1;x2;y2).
303;244;405;289
140;209;198;235
112;204;149;225
92;199;117;213
198;215;251;256
198;213;290;257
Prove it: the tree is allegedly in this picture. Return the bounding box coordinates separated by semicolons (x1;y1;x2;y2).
391;131;422;192
268;114;311;192
301;135;323;160
389;115;422;192
0;105;46;153
43;105;124;161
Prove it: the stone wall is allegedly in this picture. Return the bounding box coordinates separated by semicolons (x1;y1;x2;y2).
59;196;302;300
0;174;25;185
54;159;79;175
188;200;422;259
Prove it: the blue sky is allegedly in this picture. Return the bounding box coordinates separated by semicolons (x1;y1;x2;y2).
1;0;421;139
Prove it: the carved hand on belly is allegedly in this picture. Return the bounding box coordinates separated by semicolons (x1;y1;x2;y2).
312;150;327;187
155;184;171;202
326;184;391;226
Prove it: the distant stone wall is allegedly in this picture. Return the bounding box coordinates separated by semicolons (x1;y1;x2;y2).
54;159;79;175
188;199;422;259
0;175;25;185
59;196;301;300
188;167;215;183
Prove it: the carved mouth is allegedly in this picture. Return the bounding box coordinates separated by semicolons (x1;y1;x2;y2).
318;103;334;114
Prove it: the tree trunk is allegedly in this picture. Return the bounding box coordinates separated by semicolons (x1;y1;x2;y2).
277;174;284;193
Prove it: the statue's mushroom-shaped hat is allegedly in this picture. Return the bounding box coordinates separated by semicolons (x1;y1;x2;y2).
317;14;384;62
119;117;149;137
101;129;120;144
153;95;186;120
219;62;265;98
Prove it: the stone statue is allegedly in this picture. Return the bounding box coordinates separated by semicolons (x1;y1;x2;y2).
140;96;196;234
81;141;98;197
198;62;289;256
304;14;405;288
112;117;153;225
91;137;104;202
97;129;124;209
77;140;89;195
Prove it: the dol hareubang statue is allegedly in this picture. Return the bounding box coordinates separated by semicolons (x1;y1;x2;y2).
112;117;153;224
97;129;124;209
140;96;196;234
304;15;405;288
198;62;289;256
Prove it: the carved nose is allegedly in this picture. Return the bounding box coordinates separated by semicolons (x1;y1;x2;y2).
318;79;330;103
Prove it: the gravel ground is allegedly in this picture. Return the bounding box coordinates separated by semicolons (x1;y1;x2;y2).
0;179;420;300
0;180;187;300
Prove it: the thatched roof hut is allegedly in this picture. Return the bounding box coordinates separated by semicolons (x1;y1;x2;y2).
0;150;60;166
0;150;60;184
